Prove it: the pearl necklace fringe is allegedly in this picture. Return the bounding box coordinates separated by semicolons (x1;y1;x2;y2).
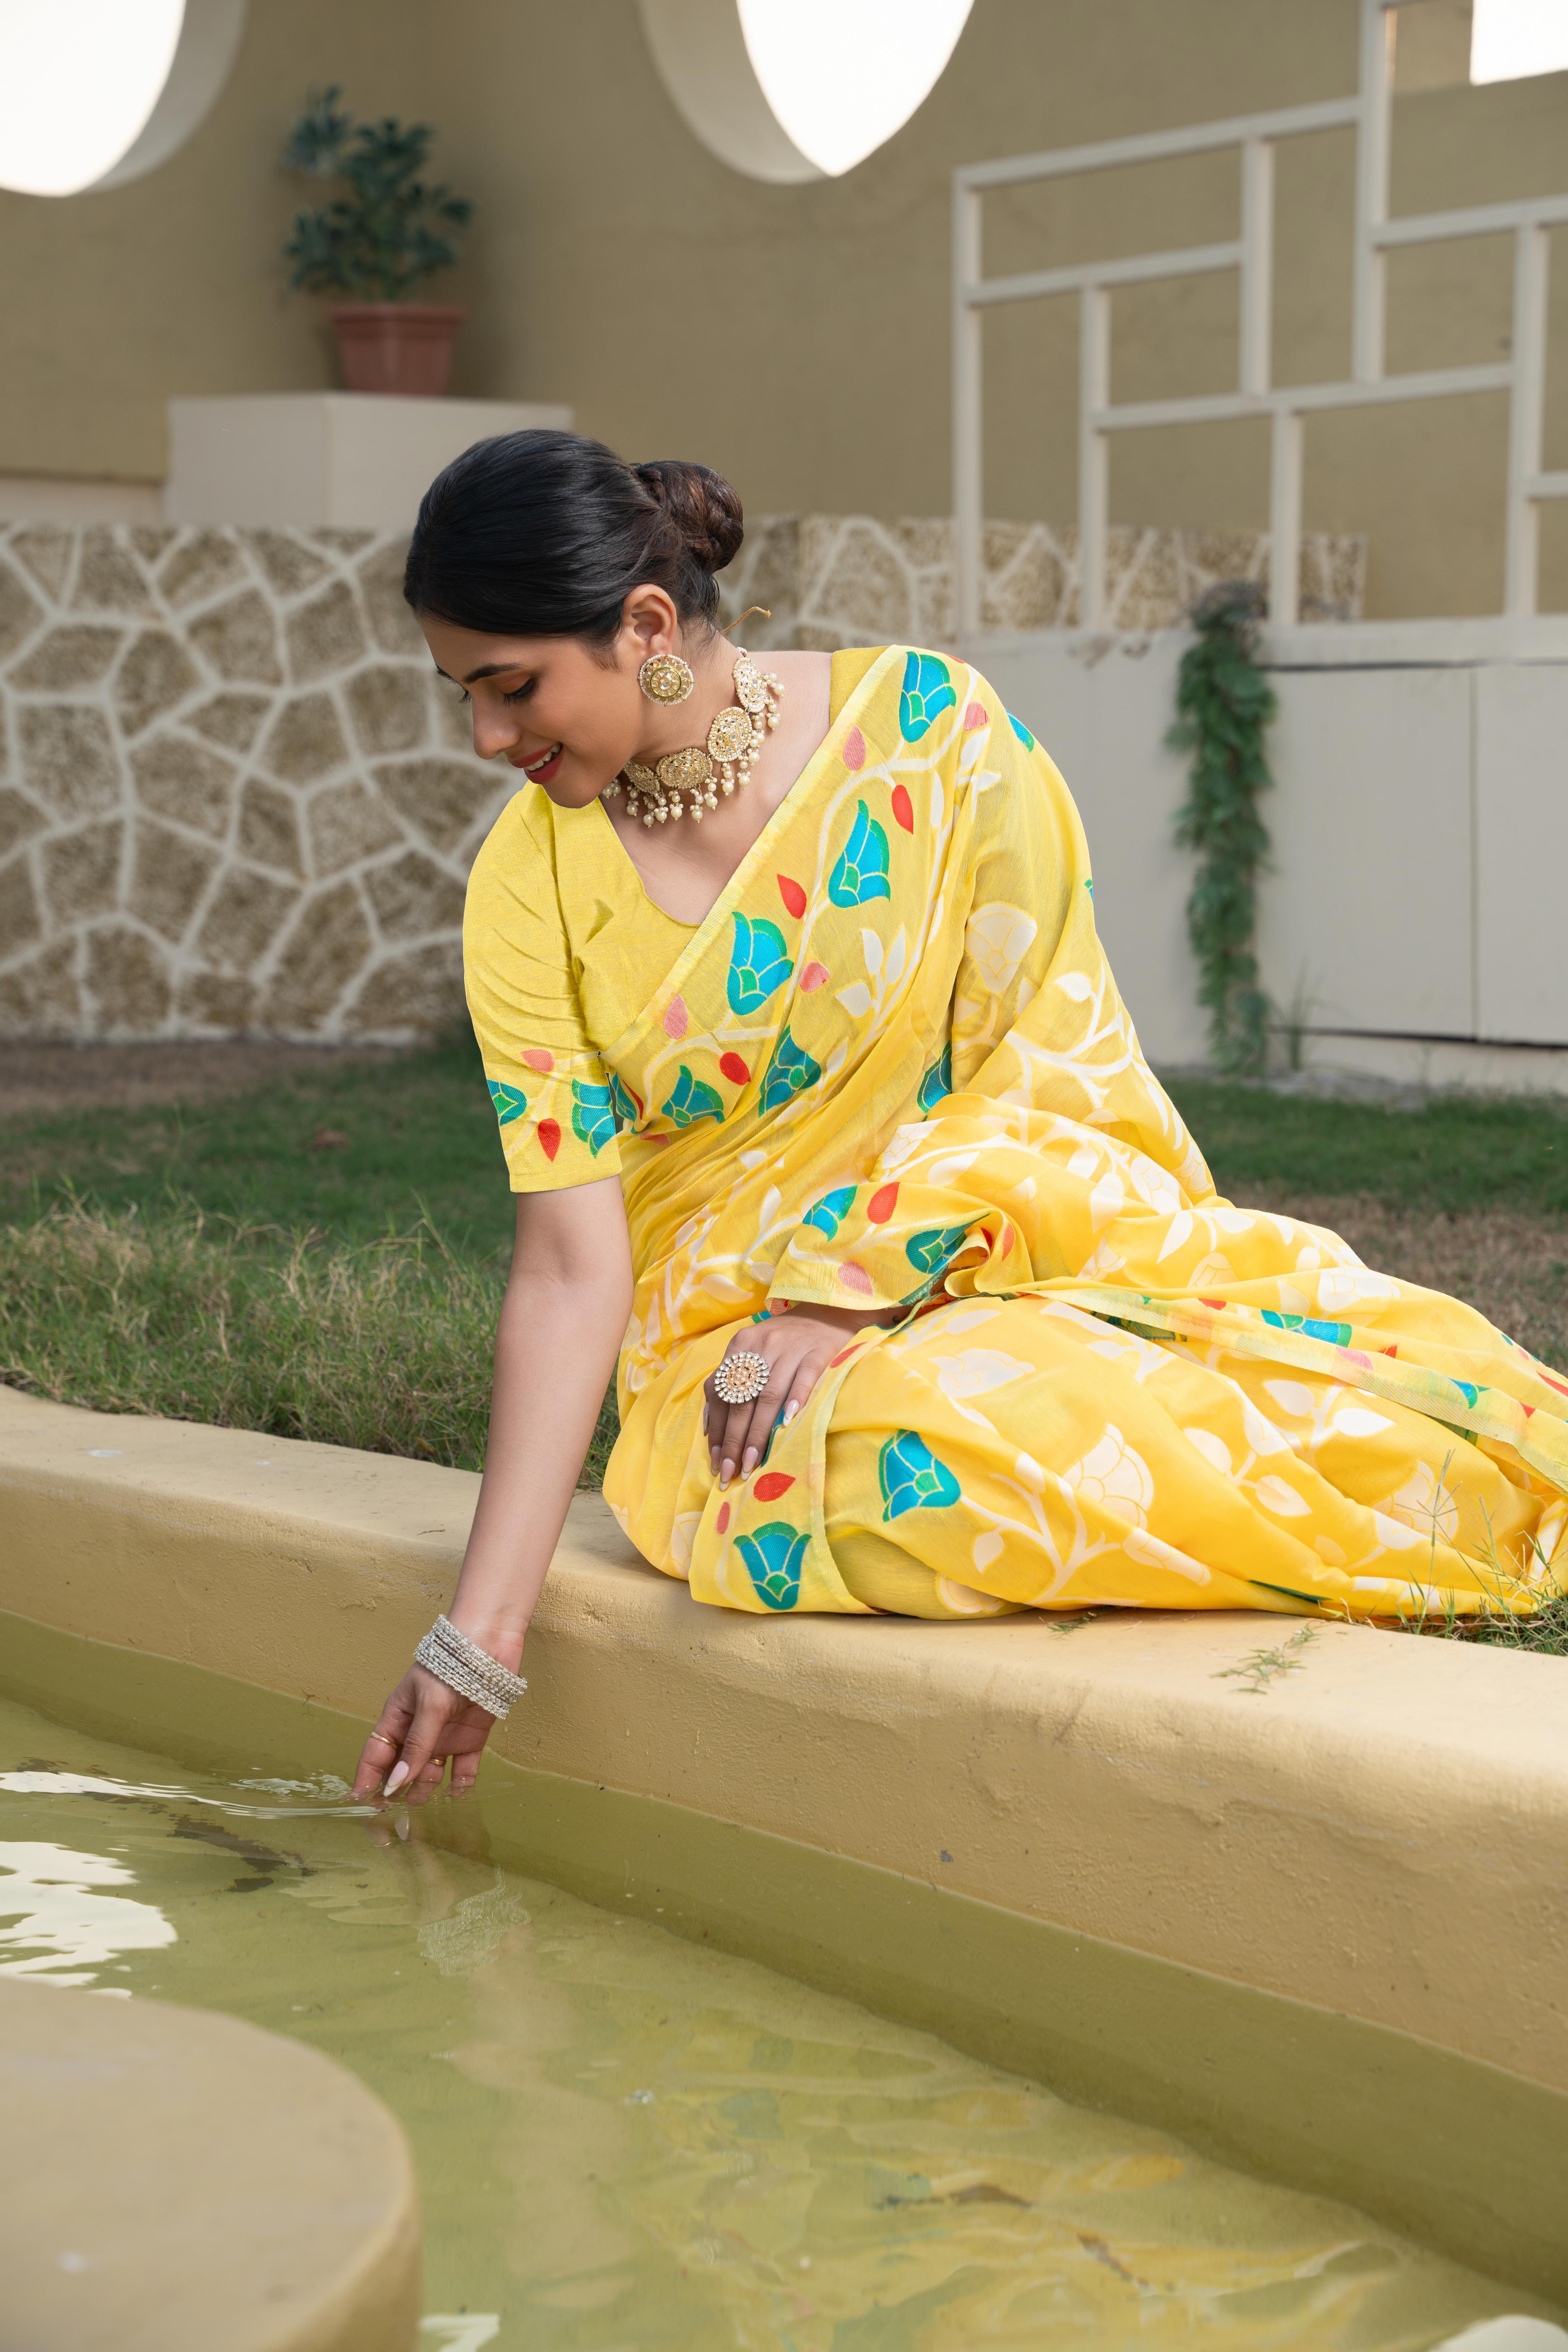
605;650;783;827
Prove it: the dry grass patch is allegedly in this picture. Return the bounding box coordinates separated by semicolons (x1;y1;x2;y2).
0;1197;617;1486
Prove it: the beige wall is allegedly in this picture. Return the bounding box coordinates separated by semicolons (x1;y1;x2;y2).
2;0;1566;617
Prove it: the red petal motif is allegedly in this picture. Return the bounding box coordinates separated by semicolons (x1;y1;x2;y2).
539;1119;561;1161
840;1261;874;1295
719;1053;750;1085
890;784;914;833
663;996;688;1039
866;1183;899;1224
799;962;829;992
753;1472;795;1501
777;874;807;919
842;726;866;771
716;1500;731;1534
963;701;989;731
520;1048;554;1074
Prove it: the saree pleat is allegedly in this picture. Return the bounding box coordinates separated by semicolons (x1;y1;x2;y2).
464;645;1568;1622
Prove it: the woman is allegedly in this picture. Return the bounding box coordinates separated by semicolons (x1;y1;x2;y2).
354;429;1567;1803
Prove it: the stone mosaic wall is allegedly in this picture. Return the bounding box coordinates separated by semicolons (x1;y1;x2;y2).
718;517;1366;647
0;524;502;1042
0;517;1366;1041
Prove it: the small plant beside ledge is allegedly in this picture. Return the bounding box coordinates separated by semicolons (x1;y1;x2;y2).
281;85;474;396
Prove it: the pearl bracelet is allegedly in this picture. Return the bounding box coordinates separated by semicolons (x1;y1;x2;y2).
413;1616;527;1720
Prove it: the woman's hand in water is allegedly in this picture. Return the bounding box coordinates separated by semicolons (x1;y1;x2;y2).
704;1303;898;1490
352;1662;502;1804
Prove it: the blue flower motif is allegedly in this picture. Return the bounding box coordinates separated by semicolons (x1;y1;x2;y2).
758;1025;821;1114
916;1043;952;1115
609;1071;641;1132
803;1183;856;1238
661;1065;726;1128
879;1430;962;1521
1453;1378;1479;1407
899;650;957;742
726;911;794;1017
905;1224;970;1276
571;1081;617;1156
1008;711;1035;750
735;1521;808;1610
827;800;892;908
1261;1309;1352;1346
487;1079;529;1127
1085;876;1094;898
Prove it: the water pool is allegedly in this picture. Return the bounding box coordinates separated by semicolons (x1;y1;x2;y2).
0;1676;1555;2352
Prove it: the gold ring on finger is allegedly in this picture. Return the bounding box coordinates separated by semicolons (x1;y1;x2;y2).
713;1348;770;1405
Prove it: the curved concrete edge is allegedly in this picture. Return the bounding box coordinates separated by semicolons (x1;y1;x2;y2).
0;1975;419;2352
3;1387;1568;2307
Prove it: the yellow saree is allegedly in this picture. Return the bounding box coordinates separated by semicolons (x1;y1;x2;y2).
465;645;1568;1623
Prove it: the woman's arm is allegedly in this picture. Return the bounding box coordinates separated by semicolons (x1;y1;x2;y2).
352;1174;633;1802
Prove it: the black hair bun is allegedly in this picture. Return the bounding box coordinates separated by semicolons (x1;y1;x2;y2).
635;459;744;575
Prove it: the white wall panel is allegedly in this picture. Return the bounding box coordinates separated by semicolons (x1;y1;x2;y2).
1257;667;1476;1041
971;620;1568;1071
1475;664;1568;1043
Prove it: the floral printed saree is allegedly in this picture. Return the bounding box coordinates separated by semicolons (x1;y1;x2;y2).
465;645;1568;1622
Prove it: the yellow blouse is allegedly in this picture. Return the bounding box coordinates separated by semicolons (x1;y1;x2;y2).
463;649;882;1192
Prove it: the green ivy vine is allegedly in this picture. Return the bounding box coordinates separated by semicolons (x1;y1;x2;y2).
1166;582;1277;1074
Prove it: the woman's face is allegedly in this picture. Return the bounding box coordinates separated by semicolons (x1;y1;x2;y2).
420;586;688;811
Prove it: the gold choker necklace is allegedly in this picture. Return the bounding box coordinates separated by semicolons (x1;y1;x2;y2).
608;650;782;827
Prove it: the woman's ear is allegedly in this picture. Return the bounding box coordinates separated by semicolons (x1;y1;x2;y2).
618;583;682;668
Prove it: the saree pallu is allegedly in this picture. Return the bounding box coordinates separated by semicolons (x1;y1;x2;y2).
500;646;1568;1620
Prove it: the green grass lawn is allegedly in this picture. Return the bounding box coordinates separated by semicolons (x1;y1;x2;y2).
1;1048;1563;1650
1165;1076;1568;1216
0;1033;515;1263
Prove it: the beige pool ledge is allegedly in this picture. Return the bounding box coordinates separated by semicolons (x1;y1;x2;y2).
3;1386;1568;2310
0;1975;419;2352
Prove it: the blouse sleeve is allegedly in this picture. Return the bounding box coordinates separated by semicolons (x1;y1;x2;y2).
463;791;623;1192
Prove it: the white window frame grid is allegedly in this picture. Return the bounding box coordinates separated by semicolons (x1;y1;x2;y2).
951;0;1568;631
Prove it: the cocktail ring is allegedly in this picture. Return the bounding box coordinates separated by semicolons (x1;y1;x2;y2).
713;1348;770;1405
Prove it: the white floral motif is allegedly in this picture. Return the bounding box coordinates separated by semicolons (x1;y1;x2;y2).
1064;1426;1156;1529
1317;1267;1397;1312
1255;1474;1312;1518
932;1351;1035;1425
1185;1428;1233;1476
937;1576;1010;1614
965;903;1038;995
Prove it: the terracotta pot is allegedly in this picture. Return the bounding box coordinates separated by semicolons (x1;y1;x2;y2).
326;303;466;396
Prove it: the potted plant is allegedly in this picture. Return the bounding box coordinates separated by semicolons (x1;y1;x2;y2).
281;86;475;397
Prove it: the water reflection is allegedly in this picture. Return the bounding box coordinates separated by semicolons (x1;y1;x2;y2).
0;1693;1553;2350
0;1840;175;1986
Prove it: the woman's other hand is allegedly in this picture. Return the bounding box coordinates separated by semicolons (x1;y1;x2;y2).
351;1664;499;1804
704;1304;896;1489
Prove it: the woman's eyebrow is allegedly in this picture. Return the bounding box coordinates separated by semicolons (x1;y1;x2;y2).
462;659;529;685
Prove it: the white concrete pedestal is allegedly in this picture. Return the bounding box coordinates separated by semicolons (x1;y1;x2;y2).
166;393;573;532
